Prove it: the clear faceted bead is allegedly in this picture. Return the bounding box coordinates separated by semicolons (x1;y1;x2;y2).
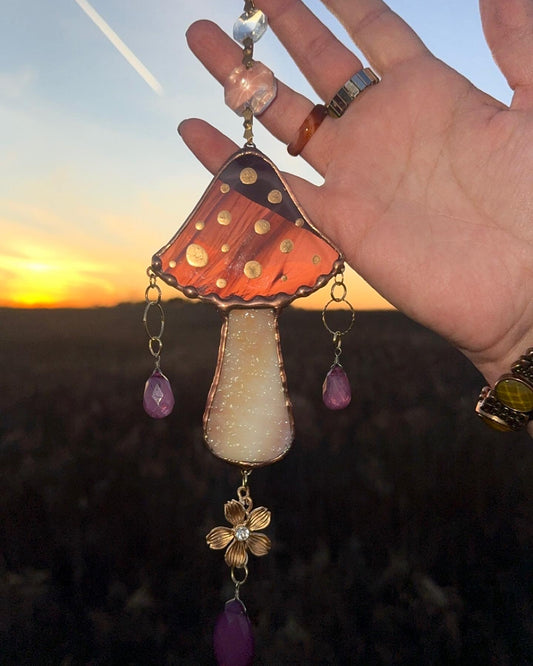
224;62;277;116
233;9;268;44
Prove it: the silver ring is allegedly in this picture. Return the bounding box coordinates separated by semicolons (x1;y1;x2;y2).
326;67;380;118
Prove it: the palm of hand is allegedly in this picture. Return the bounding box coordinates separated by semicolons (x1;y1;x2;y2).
312;55;533;378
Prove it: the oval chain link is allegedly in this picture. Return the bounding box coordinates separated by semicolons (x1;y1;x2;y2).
143;268;165;365
321;268;355;339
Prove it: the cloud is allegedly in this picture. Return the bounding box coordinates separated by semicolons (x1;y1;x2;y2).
0;67;36;99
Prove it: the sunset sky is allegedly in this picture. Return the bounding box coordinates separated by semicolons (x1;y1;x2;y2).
1;1;511;309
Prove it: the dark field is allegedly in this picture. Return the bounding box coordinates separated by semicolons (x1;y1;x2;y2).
0;303;532;665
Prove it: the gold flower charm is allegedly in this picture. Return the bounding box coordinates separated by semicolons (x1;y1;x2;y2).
206;499;271;568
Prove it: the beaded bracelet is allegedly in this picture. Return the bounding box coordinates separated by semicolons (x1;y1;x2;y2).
476;347;533;431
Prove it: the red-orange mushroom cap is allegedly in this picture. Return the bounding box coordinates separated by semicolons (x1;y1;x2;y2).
152;148;343;309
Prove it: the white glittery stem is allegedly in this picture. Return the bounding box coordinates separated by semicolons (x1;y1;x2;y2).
204;308;294;466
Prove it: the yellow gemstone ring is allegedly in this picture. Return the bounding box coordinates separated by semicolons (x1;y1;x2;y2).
494;375;533;413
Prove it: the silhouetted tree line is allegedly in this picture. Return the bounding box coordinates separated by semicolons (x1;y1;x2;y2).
0;303;532;664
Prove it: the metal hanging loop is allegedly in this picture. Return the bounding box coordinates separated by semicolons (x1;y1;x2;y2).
322;266;355;370
143;268;166;364
231;565;249;598
321;269;355;338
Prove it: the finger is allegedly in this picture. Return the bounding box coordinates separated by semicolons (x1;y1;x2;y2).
186;20;331;171
186;20;310;138
178;119;239;174
480;0;533;107
177;118;324;223
255;0;363;100
318;0;429;71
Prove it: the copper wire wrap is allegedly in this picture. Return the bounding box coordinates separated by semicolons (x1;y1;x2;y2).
287;104;328;156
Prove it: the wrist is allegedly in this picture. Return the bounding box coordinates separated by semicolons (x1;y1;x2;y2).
475;336;533;387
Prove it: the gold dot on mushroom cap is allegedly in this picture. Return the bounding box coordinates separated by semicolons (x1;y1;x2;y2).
295;218;305;227
313;255;321;264
195;221;205;231
186;243;209;267
281;274;288;281
169;260;176;268
221;244;230;253
217;210;232;225
240;167;258;184
220;183;230;193
244;260;262;279
216;278;227;288
280;239;294;253
268;189;282;204
254;219;270;235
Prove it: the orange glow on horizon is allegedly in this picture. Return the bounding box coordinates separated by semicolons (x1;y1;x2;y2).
1;231;391;310
1;262;392;311
0;246;135;309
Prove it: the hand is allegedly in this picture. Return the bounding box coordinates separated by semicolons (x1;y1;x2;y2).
179;0;533;387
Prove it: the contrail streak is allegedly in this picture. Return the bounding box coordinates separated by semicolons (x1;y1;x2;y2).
74;0;163;95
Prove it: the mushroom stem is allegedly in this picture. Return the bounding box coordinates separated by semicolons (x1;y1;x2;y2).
204;308;294;467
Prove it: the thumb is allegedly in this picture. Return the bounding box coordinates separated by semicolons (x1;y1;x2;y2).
480;0;533;107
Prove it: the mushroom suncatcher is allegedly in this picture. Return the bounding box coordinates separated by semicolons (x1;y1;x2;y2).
145;3;347;661
151;147;344;467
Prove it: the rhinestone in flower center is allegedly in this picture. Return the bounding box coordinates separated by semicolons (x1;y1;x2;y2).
234;525;250;542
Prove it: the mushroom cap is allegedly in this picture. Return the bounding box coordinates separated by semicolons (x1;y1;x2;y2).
152;147;343;309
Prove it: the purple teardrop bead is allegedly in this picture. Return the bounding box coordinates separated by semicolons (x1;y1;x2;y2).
322;365;351;410
213;598;254;666
143;370;175;418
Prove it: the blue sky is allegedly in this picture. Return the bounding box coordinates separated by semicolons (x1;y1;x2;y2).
0;1;511;307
